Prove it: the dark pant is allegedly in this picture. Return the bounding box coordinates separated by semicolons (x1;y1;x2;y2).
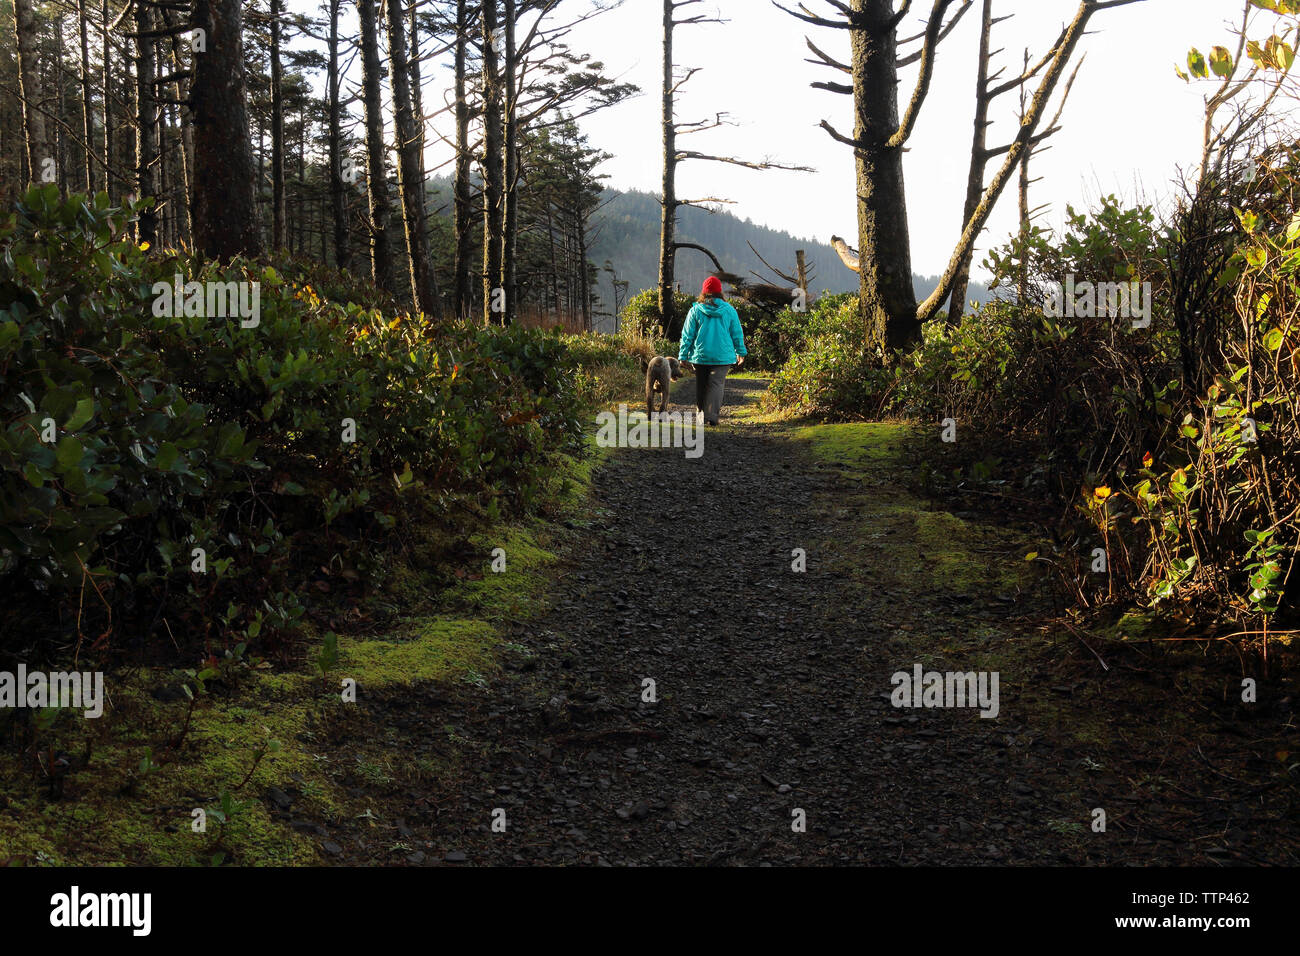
694;364;730;423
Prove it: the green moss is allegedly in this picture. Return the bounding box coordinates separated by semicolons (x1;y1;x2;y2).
462;527;554;609
794;421;912;473
0;443;602;866
1104;609;1161;641
342;618;498;689
792;421;1031;595
0;666;322;866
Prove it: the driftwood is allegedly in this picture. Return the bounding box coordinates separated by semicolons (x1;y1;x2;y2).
830;235;861;273
733;283;799;311
674;241;814;314
674;242;747;287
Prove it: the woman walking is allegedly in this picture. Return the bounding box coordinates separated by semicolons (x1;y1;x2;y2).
678;276;747;426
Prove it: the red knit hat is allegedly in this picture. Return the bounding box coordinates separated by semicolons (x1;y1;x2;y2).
702;276;723;297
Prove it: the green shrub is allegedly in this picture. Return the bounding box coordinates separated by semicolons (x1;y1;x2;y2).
889;299;1021;425
1113;194;1300;624
620;288;693;339
739;303;808;371
767;295;892;418
0;186;590;659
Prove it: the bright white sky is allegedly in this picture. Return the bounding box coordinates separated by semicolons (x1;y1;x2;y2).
319;0;1292;279
559;0;1279;278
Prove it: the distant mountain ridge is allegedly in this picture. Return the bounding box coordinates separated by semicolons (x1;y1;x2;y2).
586;187;991;332
423;177;990;332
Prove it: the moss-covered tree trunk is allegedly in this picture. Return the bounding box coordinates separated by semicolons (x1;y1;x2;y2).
191;0;262;258
453;0;473;320
327;0;350;271
481;0;505;325
357;0;395;291
14;0;48;185
385;0;441;315
851;0;919;352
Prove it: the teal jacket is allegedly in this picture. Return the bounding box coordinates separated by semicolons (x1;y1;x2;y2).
678;298;747;366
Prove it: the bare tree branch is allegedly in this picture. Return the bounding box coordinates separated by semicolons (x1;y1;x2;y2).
889;0;966;148
818;118;867;149
916;0;1147;322
831;234;861;273
677;150;816;172
772;1;852;31
805;36;851;72
897;0;973;68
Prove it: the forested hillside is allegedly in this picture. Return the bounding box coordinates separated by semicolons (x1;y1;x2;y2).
419;178;989;330
582;188;991;330
585;191;987;332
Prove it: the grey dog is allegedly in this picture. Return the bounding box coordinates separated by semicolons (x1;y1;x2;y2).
645;356;683;417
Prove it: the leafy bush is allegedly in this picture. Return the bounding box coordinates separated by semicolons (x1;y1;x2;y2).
1113;183;1300;624
767;295;892;418
739;302;810;372
765;160;1300;635
888;299;1020;424
0;186;591;659
620;288;694;339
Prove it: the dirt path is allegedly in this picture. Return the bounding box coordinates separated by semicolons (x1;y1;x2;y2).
323;377;1300;866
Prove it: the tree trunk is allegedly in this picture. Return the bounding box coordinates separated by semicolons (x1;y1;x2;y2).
453;0;473;319
946;0;994;324
162;7;194;244
546;203;561;314
851;0;918;352
102;0;114;195
357;0;396;290
78;0;95;192
270;0;286;249
409;0;425;190
657;0;677;336
191;0;263;259
13;0;48;186
481;0;505;325
385;0;441;314
327;0;351;271
1017;54;1032;308
55;15;67;192
126;29;137;200
157;43;170;245
295;101;306;254
577;211;591;332
134;1;159;243
502;0;518;320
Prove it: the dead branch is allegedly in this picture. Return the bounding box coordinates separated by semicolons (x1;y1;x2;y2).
677;150;815;172
830;234;860;273
897;0;974;69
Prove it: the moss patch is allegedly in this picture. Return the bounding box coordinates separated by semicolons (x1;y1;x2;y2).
342;619;499;690
794;420;910;472
792;421;1033;596
0;445;601;866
